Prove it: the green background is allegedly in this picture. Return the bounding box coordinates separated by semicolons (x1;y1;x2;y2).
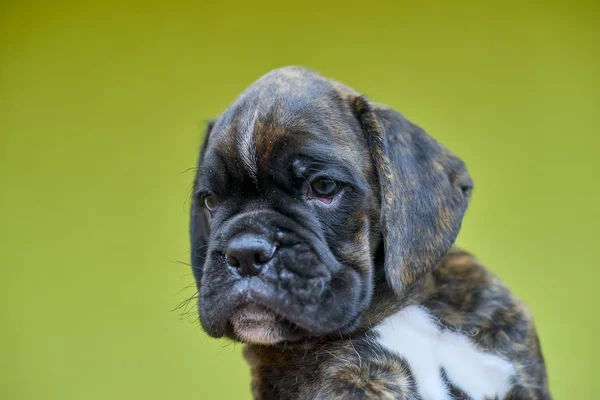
1;1;598;398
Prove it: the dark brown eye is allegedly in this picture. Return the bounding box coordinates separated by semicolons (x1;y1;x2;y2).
309;178;340;201
203;194;217;211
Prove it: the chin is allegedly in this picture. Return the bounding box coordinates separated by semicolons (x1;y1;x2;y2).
228;304;315;345
229;305;284;344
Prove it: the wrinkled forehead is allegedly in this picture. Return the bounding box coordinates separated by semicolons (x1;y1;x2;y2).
205;68;368;179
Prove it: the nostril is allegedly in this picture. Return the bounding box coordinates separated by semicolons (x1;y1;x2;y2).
255;245;277;264
226;253;240;267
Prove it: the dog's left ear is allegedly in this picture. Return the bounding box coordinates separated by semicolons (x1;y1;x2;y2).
189;119;216;285
351;96;473;297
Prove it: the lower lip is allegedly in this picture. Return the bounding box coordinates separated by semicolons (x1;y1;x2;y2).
234;304;277;322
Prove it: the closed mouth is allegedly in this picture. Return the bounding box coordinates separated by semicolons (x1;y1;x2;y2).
231;303;277;324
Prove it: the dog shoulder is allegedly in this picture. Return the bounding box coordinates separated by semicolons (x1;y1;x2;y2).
422;248;551;398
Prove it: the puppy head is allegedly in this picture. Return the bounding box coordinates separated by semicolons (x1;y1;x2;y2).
189;67;472;344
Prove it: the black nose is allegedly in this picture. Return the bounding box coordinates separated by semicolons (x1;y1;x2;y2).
226;234;277;276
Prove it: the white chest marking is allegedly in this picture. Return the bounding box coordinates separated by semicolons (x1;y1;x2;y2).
375;305;515;400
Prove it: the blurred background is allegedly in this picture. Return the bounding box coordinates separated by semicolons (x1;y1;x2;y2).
1;1;598;398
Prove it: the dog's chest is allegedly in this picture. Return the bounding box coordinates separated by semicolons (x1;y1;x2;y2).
374;305;515;400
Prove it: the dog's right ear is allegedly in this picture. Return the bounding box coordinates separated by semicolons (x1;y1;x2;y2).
189;119;216;285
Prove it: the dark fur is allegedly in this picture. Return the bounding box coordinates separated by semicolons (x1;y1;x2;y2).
189;67;550;399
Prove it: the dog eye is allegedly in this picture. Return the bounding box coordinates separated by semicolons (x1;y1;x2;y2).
309;178;340;201
203;194;218;211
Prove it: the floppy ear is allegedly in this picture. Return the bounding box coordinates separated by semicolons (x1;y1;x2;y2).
351;96;473;297
189;119;216;285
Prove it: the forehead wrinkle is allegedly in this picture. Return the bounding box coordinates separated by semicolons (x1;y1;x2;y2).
237;108;259;182
212;68;364;185
254;121;290;178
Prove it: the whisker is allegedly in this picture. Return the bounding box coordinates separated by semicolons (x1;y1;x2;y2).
172;289;200;322
170;259;192;267
181;166;198;174
183;182;196;211
174;282;197;295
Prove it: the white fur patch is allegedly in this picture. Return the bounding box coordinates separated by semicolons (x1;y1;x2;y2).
375;305;515;400
237;109;258;180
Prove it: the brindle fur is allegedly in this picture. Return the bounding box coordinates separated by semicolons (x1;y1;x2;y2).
244;249;548;399
190;67;550;399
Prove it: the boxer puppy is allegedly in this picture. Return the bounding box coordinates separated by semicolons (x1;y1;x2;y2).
189;67;550;399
